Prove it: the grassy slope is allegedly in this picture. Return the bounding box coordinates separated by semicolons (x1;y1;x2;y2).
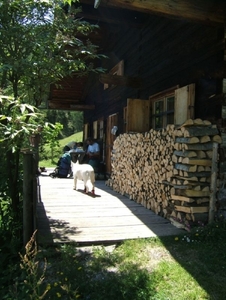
39;131;83;167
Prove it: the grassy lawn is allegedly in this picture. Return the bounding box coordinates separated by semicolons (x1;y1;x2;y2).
2;221;226;299
39;131;83;167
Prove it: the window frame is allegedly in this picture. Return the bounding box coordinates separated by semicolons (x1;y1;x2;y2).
149;86;179;129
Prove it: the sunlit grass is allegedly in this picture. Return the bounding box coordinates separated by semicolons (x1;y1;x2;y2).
1;221;226;299
39;131;83;167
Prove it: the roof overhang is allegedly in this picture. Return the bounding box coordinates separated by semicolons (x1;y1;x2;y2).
48;0;226;111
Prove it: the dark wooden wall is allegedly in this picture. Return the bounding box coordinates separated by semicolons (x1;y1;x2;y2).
84;13;224;133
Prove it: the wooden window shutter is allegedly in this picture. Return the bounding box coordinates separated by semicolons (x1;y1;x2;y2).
174;83;195;126
93;121;98;139
127;98;150;132
84;123;89;140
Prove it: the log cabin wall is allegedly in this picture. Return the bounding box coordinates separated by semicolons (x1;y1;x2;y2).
84;14;224;125
83;12;224;173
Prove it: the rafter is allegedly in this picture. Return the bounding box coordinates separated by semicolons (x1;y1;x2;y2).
80;0;226;25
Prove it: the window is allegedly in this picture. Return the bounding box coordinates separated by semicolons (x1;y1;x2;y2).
149;84;195;129
149;86;178;129
152;95;175;129
93;119;104;139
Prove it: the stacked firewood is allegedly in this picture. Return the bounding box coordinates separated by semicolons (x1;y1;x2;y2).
106;119;222;225
167;118;221;223
107;125;175;216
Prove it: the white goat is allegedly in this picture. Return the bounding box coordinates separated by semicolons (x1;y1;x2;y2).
72;161;95;194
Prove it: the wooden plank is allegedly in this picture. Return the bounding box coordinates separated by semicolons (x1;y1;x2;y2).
183;142;213;150
174;84;195;126
175;137;199;144
182;171;211;177
171;194;194;203
190;206;209;213
181;190;209;197
175;163;197;172
183;126;218;137
127;98;150;133
174;205;191;213
37;173;184;245
173;150;197;158
181;158;212;166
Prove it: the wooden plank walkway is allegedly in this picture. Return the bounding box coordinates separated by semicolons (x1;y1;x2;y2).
37;170;184;245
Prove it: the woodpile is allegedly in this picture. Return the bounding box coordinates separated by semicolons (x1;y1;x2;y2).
106;119;222;226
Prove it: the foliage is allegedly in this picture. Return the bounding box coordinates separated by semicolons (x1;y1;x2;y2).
39;131;83;166
1;221;226;299
0;0;105;106
0;0;103;252
0;95;41;150
44;109;84;138
41;122;63;163
0;95;41;220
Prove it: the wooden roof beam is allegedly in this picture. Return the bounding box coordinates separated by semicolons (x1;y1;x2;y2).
99;73;141;88
80;0;226;25
48;102;95;110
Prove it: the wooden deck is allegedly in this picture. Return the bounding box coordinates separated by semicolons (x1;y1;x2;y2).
37;170;184;245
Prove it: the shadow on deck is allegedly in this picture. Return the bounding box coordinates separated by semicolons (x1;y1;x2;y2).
36;171;185;246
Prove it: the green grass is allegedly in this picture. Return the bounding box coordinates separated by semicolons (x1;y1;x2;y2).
39;131;83;167
1;221;226;299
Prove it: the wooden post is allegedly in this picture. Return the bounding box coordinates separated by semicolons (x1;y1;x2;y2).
29;133;41;174
23;151;34;246
208;142;218;223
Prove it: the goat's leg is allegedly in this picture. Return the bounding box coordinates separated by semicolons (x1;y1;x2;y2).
84;181;88;193
73;176;77;190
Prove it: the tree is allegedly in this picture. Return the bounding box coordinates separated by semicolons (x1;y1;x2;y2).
0;0;104;106
45;109;83;137
0;0;104;243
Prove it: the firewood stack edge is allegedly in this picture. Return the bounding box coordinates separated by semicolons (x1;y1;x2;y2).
106;118;222;227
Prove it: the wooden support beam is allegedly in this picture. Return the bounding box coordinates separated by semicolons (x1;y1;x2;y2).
48;102;95;110
99;73;141;88
81;0;226;25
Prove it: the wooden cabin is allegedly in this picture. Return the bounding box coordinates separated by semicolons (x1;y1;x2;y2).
48;1;226;177
47;1;226;224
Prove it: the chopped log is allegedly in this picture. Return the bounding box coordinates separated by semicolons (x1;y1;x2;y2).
175;205;209;214
197;165;205;172
174;205;191;213
183;142;213;150
175;137;199;144
173;150;197;158
203;120;212;126
193;118;204;125
175;163;197;172
206;150;213;158
196;150;206;158
200;135;211;143
171;194;194;203
196;198;210;204
212;135;222;143
176;175;198;181
179;119;194;127
190;206;209;213
183;171;211;177
181;158;212;166
179;190;210;197
183;126;218;137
